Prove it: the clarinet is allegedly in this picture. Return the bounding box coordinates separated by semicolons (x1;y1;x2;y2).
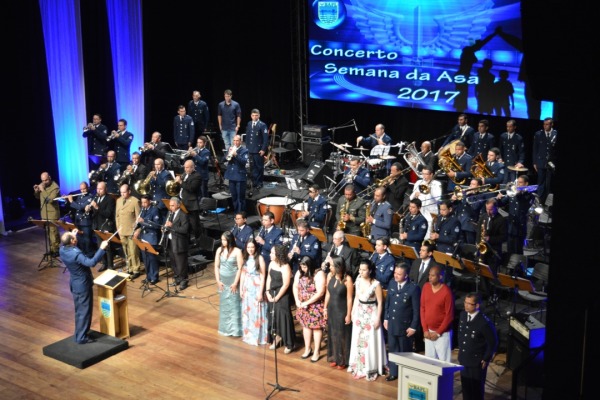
158;211;172;246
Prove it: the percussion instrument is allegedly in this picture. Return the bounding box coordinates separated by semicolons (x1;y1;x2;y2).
354;146;370;151
257;197;294;225
380;155;396;160
331;142;350;153
367;158;384;171
290;202;308;226
508;166;529;172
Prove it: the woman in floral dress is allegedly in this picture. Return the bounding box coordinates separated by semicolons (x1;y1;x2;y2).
240;239;268;345
293;256;327;362
347;259;387;381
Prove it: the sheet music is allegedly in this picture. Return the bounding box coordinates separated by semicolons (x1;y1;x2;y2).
285;177;298;191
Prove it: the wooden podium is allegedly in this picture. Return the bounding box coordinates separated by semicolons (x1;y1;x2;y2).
389;352;463;400
93;270;130;339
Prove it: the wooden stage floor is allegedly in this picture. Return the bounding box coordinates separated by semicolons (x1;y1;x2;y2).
0;227;542;399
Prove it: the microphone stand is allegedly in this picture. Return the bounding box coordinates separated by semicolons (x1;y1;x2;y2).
327;120;355;144
266;289;299;400
156;226;188;302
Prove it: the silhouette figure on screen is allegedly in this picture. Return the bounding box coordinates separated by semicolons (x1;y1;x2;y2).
475;58;495;115
494;26;541;120
453;31;497;113
494;70;515;117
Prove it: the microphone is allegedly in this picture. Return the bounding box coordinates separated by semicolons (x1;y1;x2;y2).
451;240;463;259
353;119;358;132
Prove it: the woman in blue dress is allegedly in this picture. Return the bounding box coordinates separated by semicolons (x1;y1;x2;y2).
214;231;243;336
240;239;268;345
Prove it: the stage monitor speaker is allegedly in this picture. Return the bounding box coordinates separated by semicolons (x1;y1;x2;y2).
303;140;332;166
300;161;332;189
507;327;544;387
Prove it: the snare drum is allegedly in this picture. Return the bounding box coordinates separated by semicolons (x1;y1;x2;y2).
257;197;294;225
367;158;384;171
290;202;308;226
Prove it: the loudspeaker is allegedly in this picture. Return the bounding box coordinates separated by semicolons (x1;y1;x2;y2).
300;160;332;189
303;140;332;166
507;330;544;386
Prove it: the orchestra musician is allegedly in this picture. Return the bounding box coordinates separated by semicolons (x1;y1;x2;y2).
231;211;254;250
444;141;473;193
452;178;485;245
173;105;195;149
399;198;429;256
365;187;393;241
498;119;526;183
410;166;443;221
140;131;169;171
440;113;475;151
109;119;134;170
370;237;396;289
297;184;328;229
150;158;174;222
287;220;321;275
88;181;116;271
190;136;211;199
468;119;495;158
417;141;437;173
67;182;95;257
176;160;202;243
343;157;371;195
244;108;269;190
224;135;249;214
481;148;506;189
82;113;109;162
129;151;148;198
164;197;190;291
104;150;121;195
385;162;410;213
356;123;392;148
335;185;367;236
33;172;61;256
188;90;210;136
255;211;283;267
134;195;162;285
115;184;142;279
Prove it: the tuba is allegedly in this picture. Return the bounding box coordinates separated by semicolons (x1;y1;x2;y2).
437;148;466;185
165;179;181;197
403;141;425;178
470;154;497;190
136;171;155;196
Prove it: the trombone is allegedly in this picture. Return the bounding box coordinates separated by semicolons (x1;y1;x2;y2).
356;166;410;197
465;182;538;205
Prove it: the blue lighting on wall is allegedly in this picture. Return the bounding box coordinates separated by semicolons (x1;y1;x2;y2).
39;0;88;193
106;0;145;156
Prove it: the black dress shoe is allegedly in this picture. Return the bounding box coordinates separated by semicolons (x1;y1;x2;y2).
179;281;188;290
129;272;140;280
77;338;96;344
149;279;160;285
385;375;397;382
169;281;179;287
98;265;108;272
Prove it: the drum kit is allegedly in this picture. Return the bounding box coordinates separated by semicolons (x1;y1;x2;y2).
327;142;396;176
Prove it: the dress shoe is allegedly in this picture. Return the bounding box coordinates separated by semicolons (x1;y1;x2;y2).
310;354;320;362
149;279;160;285
169;281;179;287
98;265;108;272
284;347;294;354
179;281;188;290
385;375;398;382
77;338;96;344
300;349;313;359
129;272;140;280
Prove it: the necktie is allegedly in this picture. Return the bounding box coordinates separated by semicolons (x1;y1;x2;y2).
122;199;126;206
398;283;400;291
336;246;341;255
418;262;425;280
467;314;472;322
252;122;256;128
133;165;137;172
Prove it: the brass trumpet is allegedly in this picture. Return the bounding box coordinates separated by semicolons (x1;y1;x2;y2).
107;130;121;141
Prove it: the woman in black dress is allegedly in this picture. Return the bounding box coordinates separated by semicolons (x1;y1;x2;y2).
265;244;295;353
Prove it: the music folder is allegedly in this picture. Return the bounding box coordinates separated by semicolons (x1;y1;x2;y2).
389;243;418;260
95;230;122;245
345;234;375;253
133;237;159;255
432;251;463;270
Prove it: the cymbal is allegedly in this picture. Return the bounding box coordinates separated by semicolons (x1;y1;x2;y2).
341;143;353;147
508;166;528;172
331;142;350;153
380;155;396;160
354;146;370;151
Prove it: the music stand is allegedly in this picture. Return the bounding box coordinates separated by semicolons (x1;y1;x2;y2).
495;272;534;316
162;198;187;213
345;233;375;253
54;219;77;233
389;243;418;261
461;258;495;294
95;230;124;271
29;218;62;270
133;237;163;298
310;227;326;243
432;251;464;272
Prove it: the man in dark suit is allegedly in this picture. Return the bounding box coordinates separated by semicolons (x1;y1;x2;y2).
224;135;249;214
255;211;283;267
324;230;359;279
59;230;108;344
408;242;441;352
140;131;170;172
399;198;429;256
134;195;162;285
164;197;190;291
109;118;134;170
297;184;328;229
188;90;209;136
244;108;269;189
386;162;410;213
384;263;421;381
88;182;116;271
287;220;321;274
128;151;148;199
476;198;507;275
176;160;202;242
458;292;498;400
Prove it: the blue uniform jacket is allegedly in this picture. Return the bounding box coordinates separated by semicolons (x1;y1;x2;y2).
532;129;557;169
435;214;461;253
231;224;254;249
151;169;174;210
60;245;106;292
370;200;393;240
173;115;195;146
306;195;328;228
245;120;269;153
446;153;473;192
371;251;396;288
70;193;93;227
224;147;249;182
468;133;495;157
259;226;283;265
139;205;162;244
384;280;421;335
192;147;211;180
289;233;322;271
344;167;371;194
113;131;133;164
404;213;428;254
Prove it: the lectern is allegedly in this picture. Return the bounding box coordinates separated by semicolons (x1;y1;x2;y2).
388;352;463;400
93;270;130;339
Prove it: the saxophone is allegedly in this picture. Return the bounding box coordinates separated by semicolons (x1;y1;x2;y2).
337;199;349;231
360;202;371;238
477;221;489;255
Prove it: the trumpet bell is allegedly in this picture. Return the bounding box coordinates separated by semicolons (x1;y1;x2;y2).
165;180;181;197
